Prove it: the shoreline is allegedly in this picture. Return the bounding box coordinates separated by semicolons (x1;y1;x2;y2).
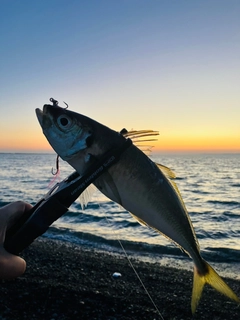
0;238;240;320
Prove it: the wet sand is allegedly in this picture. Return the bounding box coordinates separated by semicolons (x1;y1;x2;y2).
0;238;239;320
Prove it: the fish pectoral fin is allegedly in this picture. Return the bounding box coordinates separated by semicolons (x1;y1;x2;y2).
192;261;240;314
78;184;97;209
95;172;123;205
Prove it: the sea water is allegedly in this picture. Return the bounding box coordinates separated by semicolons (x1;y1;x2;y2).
0;152;239;278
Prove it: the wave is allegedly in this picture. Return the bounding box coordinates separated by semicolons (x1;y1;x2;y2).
231;183;240;187
223;211;240;219
207;200;240;207
204;247;240;263
43;226;240;264
44;226;188;258
191;190;210;195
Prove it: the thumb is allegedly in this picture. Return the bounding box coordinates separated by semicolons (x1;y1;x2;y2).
0;201;32;279
0;246;26;279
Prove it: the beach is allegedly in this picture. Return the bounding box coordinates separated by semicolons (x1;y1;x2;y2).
0;238;239;320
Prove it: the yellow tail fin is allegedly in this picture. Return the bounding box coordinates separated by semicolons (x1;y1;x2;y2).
191;261;240;314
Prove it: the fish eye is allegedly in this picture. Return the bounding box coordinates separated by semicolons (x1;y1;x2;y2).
57;115;73;130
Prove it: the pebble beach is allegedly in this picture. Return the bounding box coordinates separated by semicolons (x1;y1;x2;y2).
0;238;239;320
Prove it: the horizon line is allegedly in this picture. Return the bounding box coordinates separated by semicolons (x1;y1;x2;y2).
0;149;239;155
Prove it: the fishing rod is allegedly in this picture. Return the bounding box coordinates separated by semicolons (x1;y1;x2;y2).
4;138;132;255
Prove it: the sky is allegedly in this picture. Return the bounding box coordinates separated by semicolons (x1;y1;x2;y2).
0;0;239;153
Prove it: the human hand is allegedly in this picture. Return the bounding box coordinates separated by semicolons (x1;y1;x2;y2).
0;201;32;279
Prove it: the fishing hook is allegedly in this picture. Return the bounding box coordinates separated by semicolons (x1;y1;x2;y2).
51;155;60;175
63;101;69;109
49;98;59;106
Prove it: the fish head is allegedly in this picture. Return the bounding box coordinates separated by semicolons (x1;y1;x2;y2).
36;103;125;171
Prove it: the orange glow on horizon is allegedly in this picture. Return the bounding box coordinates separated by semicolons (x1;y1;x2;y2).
153;135;240;153
0;132;239;153
0;127;240;152
0;134;52;152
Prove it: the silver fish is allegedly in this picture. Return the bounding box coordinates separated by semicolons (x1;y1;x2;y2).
36;103;239;313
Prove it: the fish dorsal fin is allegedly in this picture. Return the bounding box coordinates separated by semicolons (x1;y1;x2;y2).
120;129;159;156
158;164;200;251
155;163;176;179
78;184;97;209
168;180;187;211
156;163;188;215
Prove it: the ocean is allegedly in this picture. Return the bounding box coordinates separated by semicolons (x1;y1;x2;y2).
0;152;239;279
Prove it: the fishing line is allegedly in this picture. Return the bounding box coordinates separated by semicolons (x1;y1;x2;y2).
93;198;164;320
114;231;164;320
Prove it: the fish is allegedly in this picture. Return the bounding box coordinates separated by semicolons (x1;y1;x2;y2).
36;103;239;313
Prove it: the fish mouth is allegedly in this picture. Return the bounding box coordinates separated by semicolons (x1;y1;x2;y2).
35;108;43;126
35;105;50;126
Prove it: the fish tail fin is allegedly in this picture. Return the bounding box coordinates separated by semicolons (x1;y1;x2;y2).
191;260;240;314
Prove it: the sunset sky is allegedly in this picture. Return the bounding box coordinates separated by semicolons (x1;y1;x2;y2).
0;1;239;153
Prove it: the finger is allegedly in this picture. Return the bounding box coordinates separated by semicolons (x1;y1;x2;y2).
0;246;26;279
0;202;31;278
0;201;33;244
2;201;32;227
